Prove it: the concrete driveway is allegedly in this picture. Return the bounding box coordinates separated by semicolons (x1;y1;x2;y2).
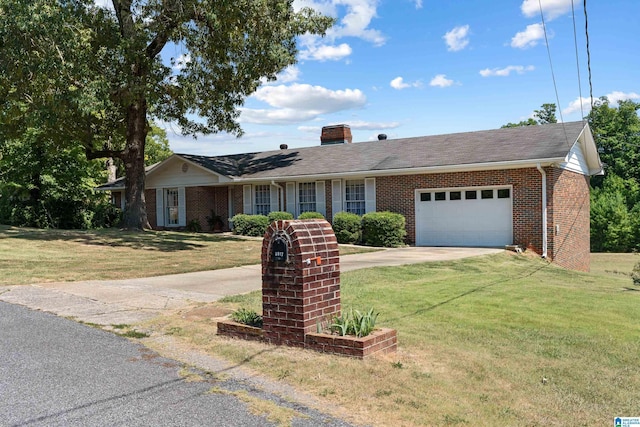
0;247;501;326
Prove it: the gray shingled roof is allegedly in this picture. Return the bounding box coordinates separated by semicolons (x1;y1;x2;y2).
179;121;586;180
97;121;588;190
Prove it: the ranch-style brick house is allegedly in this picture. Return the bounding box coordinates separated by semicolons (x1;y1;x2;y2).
100;122;603;271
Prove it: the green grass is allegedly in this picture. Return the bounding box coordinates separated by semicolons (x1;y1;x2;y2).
0;225;375;285
154;252;640;426
3;224;637;425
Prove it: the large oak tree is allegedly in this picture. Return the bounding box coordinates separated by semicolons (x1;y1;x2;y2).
0;0;332;229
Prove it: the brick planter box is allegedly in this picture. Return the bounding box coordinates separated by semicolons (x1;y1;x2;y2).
218;320;397;359
217;320;265;342
305;328;398;359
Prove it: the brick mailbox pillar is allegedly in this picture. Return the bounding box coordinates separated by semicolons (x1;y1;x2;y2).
262;219;340;346
217;218;397;358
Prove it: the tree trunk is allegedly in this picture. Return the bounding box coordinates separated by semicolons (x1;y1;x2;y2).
122;97;151;230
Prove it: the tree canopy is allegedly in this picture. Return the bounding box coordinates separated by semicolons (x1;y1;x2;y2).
502;103;558;128
0;0;333;229
588;96;640;252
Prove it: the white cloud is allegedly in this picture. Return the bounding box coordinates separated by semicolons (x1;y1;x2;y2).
390;77;423;90
300;43;353;61
429;74;454;88
511;23;546;49
606;91;640;104
521;0;572;21
563;91;640;115
343;120;401;130
330;0;386;46
239;108;321;125
294;0;386;60
260;66;301;86
241;83;367;125
413;0;423;9
443;25;470;52
479;65;535;77
275;66;301;83
298;120;400;133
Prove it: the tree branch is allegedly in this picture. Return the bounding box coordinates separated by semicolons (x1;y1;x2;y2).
86;146;124;161
145;0;187;59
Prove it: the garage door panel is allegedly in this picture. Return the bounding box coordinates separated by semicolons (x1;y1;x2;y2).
416;188;512;247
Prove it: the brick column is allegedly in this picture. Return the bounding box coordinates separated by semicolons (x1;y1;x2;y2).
262;219;341;347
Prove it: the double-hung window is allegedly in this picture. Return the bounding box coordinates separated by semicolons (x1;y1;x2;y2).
254;185;271;216
298;182;316;213
344;180;365;215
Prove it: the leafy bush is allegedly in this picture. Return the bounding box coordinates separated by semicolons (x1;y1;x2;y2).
331;307;378;338
298;211;324;219
231;214;270;237
267;211;294;222
590;188;634;252
332;211;362;244
91;201;122;229
361;211;406;247
186;219;202;232
632;261;640;286
206;210;224;230
231;307;263;328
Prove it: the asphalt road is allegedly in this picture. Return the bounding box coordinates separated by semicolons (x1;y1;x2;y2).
0;302;352;427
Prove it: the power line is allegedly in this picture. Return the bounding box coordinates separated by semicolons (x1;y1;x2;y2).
538;0;572;149
571;0;585;120
584;0;594;109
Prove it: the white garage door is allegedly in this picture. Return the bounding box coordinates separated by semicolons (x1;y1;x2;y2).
415;187;513;247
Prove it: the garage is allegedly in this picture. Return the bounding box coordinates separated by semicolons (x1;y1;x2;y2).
415;186;513;247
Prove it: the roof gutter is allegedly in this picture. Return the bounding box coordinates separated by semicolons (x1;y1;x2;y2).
536;163;548;259
230;158;564;183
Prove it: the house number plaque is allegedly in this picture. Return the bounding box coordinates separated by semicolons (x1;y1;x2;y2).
271;236;288;262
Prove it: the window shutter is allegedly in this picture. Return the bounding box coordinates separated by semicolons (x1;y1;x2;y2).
178;187;186;226
331;179;342;217
156;188;164;227
315;181;326;217
365;178;376;213
286;182;296;216
243;185;252;214
270;185;279;213
120;190;126;211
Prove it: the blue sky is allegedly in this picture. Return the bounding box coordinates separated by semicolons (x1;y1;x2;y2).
99;0;640;156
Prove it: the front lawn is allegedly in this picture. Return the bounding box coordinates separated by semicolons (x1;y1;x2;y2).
0;225;373;285
146;252;640;426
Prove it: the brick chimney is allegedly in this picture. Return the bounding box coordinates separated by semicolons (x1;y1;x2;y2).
320;124;352;145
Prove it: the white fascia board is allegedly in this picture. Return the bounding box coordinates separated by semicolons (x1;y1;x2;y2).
576;124;604;176
147;154;233;184
230;158;566;183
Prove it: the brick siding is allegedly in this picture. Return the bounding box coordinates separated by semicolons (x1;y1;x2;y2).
547;169;591;271
185;186;229;231
376;168;545;253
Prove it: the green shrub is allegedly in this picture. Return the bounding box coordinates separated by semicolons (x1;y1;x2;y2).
231;307;263;328
332;211;362;244
298;211;324;219
231;214;270;237
267;211;294;222
186;219;202;232
331;307;378;338
632;261;640;286
361;211;406;247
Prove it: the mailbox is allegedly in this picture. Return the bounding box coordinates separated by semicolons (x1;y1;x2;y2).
271;236;288;262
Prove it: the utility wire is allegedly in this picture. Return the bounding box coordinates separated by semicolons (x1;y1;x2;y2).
571;0;585;121
538;0;571;149
584;0;594;109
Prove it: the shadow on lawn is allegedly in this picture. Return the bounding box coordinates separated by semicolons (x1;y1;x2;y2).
0;226;244;252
